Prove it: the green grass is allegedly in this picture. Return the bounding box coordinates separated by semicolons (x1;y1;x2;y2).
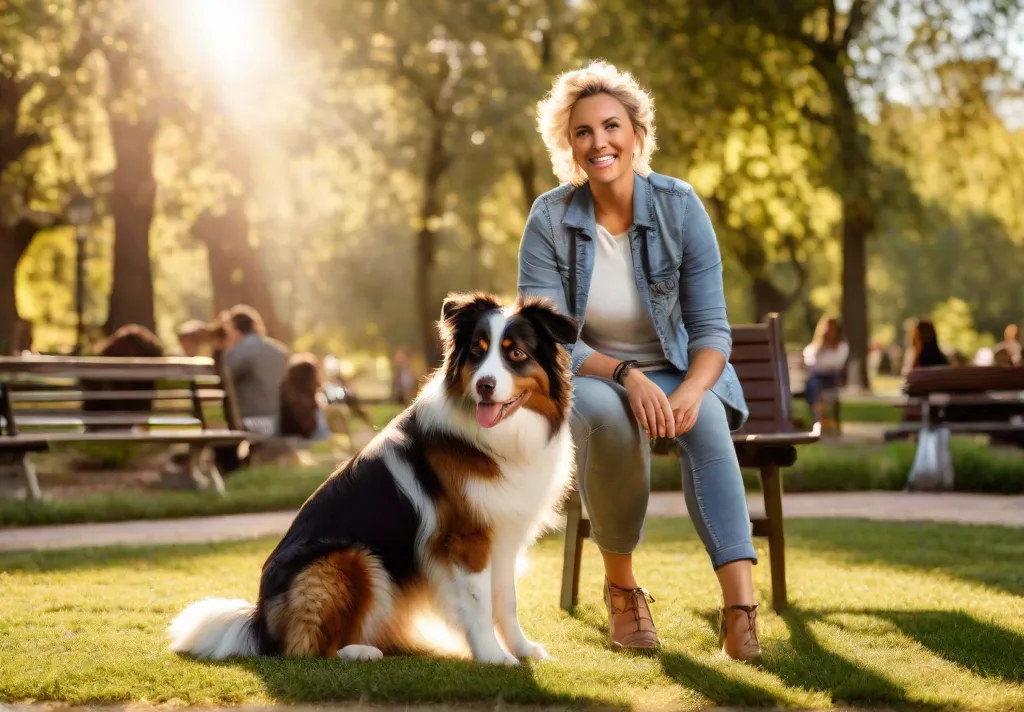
1;519;1023;709
789;399;902;425
0;464;334;529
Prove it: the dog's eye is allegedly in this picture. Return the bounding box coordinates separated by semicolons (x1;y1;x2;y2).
509;349;527;362
470;346;484;358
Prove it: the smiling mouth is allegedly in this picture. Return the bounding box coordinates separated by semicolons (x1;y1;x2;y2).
590;155;617;167
475;391;530;428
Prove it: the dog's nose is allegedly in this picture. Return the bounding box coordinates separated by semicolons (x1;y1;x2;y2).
476;376;496;399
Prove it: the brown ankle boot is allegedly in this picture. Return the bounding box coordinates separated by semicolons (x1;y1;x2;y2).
720;603;761;660
604;579;658;651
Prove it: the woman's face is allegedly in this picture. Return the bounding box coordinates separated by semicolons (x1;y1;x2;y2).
569;92;636;188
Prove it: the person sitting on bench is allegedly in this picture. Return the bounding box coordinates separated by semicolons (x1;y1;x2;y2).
802;315;848;432
221;305;289;438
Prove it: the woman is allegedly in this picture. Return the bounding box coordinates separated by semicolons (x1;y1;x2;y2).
518;61;759;659
279;352;332;441
802;315;848;432
908;318;949;371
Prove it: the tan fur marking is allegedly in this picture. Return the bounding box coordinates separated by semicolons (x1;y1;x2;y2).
282;550;374;657
515;365;562;433
423;439;496;573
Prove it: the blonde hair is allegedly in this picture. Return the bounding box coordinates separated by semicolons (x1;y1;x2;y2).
536;60;657;187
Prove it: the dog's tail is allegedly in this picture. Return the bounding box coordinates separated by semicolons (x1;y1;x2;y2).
168;598;263;659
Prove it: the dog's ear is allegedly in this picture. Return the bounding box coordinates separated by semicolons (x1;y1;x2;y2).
516;297;578;345
441;293;478;323
438;292;501;344
440;292;500;323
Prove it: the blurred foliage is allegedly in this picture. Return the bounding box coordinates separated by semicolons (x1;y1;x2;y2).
1;0;1021;370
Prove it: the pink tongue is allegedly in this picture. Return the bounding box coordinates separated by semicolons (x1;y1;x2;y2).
475;402;504;428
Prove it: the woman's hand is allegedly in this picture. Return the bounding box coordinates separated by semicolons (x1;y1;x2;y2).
667;379;704;435
623;370;675;439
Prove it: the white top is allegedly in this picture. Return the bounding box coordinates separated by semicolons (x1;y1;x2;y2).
581;224;666;365
803;341;849;372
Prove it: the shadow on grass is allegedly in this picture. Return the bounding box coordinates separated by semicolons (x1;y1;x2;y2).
566;601;785;706
658;649;785;707
751;608;913;706
227;653;627;709
843;608;1024;685
785;519;1024;597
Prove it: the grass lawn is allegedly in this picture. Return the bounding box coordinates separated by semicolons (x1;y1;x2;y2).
0;463;334;528
1;519;1023;710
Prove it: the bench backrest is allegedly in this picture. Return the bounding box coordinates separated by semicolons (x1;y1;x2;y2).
730;313;795;435
0;356;242;436
904;365;1024;396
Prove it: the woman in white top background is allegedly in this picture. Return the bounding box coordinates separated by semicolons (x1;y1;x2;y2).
802;315;849;432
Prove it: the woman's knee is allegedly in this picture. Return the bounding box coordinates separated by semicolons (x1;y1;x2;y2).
571;377;643;452
679;391;736;458
570;377;649;551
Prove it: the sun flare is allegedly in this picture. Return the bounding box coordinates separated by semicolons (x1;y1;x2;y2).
178;0;276;82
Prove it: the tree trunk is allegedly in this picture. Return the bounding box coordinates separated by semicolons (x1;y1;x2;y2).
104;115;159;335
193;197;291;343
0;221;45;353
516;153;539;214
417;117;452;369
751;276;794;322
0;229;22;354
816;57;875;390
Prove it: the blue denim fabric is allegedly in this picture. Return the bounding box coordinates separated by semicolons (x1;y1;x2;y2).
517;171;748;428
571;371;757;569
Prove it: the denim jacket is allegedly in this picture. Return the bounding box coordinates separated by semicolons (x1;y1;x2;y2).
517;171;749;428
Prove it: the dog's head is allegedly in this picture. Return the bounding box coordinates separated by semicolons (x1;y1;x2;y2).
438;292;577;433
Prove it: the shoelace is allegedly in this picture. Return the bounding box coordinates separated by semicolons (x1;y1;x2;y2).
608;583;656;621
721;603;759;649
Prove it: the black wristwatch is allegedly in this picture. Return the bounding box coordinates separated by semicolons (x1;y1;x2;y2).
613;359;640;386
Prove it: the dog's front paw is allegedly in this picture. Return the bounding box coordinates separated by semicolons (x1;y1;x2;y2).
515;640;552;661
338;644;384;661
475;648;520;666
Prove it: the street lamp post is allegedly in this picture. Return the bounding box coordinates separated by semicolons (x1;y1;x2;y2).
67;191;94;356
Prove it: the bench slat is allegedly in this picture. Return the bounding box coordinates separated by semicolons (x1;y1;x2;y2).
0;355;219;381
885;421;1024;436
0;429;254;449
731;362;776;381
8;388;225;403
740;380;785;401
732;431;819;446
6;413;202;428
730;327;770;346
905;365;1024;396
730;343;775;363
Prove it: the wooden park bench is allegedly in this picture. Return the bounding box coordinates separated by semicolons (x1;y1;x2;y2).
882;365;1024;490
560;313;819;614
0;355;258;500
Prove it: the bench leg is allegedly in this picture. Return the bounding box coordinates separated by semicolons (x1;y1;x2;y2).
560;488;586;612
17;454;42;501
205;460;226;496
187;445;225;496
907;427;954;492
760;464;787;612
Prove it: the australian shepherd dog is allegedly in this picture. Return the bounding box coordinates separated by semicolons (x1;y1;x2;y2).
168;293;577;665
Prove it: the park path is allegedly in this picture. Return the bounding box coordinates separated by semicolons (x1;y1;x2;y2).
2;491;1022;554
